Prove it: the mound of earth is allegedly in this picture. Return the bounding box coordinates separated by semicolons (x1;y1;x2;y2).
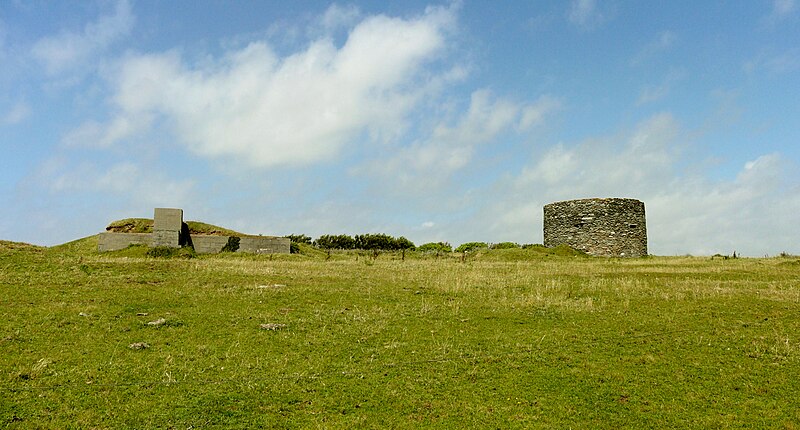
0;240;45;252
106;218;245;237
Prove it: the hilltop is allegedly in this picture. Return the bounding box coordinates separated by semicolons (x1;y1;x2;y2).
106;218;246;236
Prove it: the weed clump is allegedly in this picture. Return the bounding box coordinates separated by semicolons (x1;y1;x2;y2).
221;236;240;252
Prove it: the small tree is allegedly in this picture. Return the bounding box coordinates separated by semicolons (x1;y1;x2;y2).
285;234;312;245
394;236;416;260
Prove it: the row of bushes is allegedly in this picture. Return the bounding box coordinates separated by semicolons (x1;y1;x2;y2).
285;235;546;254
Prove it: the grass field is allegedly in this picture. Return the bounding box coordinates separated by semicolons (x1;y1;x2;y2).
2;237;799;428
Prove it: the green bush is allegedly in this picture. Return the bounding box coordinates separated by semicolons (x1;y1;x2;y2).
417;242;452;253
490;242;520;249
285;234;312;245
146;246;196;259
315;234;356;250
221;236;240;253
455;242;489;253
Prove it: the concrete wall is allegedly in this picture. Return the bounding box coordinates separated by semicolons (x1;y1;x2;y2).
98;207;290;254
543;198;647;257
191;236;229;254
152;208;183;248
239;236;290;254
191;235;290;254
97;232;152;252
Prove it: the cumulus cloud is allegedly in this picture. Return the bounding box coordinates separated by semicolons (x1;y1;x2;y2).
519;112;679;194
320;3;361;31
74;5;456;168
479;113;799;256
31;0;134;75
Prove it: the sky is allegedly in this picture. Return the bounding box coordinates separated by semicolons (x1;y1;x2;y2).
1;0;798;256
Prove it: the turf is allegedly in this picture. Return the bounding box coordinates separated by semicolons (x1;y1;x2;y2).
1;240;799;428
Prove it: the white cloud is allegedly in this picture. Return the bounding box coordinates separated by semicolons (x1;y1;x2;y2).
61;115;152;148
631;31;677;65
480;113;800;256
79;5;457;168
320;4;361;31
518;95;562;130
520;112;678;193
772;0;796;17
357;89;560;189
1;101;30;125
31;0;134;75
744;49;800;75
636;69;685;105
37;159;194;208
567;0;605;30
761;0;797;27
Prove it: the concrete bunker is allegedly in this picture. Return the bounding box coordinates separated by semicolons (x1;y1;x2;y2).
543;198;647;257
98;208;290;254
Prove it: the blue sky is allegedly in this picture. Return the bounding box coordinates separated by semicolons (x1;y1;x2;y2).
1;0;798;256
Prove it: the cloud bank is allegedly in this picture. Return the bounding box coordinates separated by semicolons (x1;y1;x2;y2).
71;5;457;168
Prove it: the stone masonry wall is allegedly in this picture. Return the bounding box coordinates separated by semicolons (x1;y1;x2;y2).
543;198;647;257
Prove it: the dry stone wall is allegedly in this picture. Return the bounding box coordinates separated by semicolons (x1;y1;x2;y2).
543;198;647;257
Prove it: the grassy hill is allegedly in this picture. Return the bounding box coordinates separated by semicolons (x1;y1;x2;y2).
1;241;798;428
106;218;246;236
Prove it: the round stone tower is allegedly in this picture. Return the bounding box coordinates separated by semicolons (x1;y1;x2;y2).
543;198;647;257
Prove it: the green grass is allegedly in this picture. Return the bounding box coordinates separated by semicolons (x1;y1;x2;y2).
105;218;246;236
1;242;799;428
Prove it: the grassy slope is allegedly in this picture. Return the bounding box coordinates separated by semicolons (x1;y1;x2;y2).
105;218;246;236
1;244;799;428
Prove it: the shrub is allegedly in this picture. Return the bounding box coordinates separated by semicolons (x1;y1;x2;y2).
490;242;520;250
394;236;416;251
355;234;395;251
315;234;356;250
417;242;452;253
221;236;240;253
455;242;489;253
285;234;312;245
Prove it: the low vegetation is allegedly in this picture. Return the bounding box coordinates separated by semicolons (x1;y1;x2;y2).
106;218;244;237
1;235;799;428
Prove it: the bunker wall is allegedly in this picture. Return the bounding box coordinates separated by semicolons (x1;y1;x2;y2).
97;232;152;252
